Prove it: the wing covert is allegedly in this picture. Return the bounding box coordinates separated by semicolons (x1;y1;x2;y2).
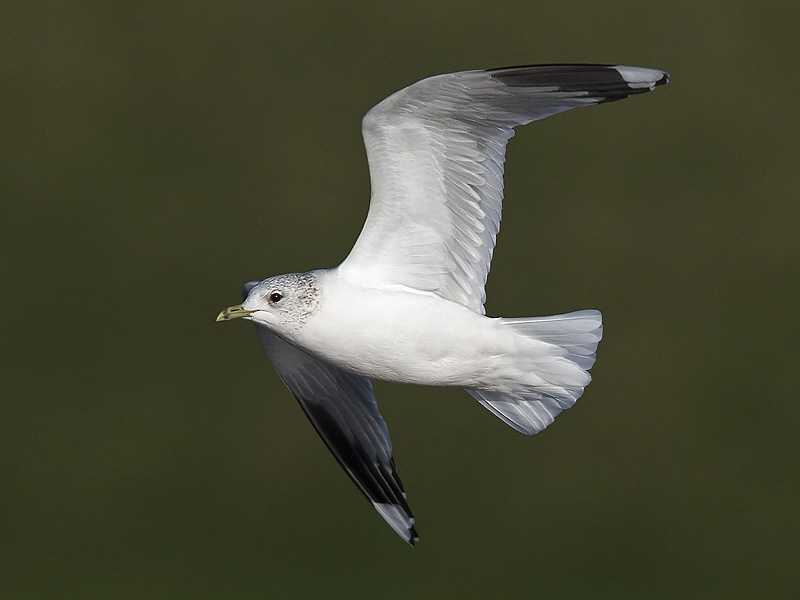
339;64;668;313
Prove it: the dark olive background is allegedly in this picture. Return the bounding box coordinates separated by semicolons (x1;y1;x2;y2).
3;1;798;598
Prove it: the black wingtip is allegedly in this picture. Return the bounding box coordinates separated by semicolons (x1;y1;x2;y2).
487;63;668;104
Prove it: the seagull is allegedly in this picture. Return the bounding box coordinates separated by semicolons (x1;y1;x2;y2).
217;63;669;545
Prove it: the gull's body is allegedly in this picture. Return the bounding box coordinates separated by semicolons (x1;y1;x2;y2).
294;274;496;385
277;269;590;394
218;64;669;545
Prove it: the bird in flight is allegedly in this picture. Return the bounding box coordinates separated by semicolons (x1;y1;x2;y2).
217;63;669;545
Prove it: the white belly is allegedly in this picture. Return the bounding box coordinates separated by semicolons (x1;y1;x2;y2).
295;282;516;388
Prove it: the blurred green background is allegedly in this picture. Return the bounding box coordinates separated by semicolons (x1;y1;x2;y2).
3;1;798;598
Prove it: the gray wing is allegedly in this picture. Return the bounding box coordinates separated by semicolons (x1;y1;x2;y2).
243;285;417;544
340;64;669;314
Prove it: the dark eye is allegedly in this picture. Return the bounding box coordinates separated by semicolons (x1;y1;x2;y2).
269;291;283;303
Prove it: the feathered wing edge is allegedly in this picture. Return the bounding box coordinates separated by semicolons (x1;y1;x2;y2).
245;282;417;545
342;64;668;314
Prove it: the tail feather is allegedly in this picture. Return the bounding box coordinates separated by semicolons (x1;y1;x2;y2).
502;309;602;370
467;388;564;434
467;310;602;435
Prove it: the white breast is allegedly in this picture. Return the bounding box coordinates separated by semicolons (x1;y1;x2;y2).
295;273;514;387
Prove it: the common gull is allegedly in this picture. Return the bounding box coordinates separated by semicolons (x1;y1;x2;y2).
217;63;669;545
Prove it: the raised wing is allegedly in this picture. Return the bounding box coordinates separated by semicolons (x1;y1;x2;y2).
252;323;418;545
339;64;668;314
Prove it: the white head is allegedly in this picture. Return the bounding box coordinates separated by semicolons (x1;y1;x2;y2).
217;271;320;334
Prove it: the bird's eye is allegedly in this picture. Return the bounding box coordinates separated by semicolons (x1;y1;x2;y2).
269;291;283;303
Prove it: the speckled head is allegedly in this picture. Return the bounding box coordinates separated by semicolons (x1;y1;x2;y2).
237;271;320;332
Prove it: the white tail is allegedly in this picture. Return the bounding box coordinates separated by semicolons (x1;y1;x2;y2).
467;310;602;435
